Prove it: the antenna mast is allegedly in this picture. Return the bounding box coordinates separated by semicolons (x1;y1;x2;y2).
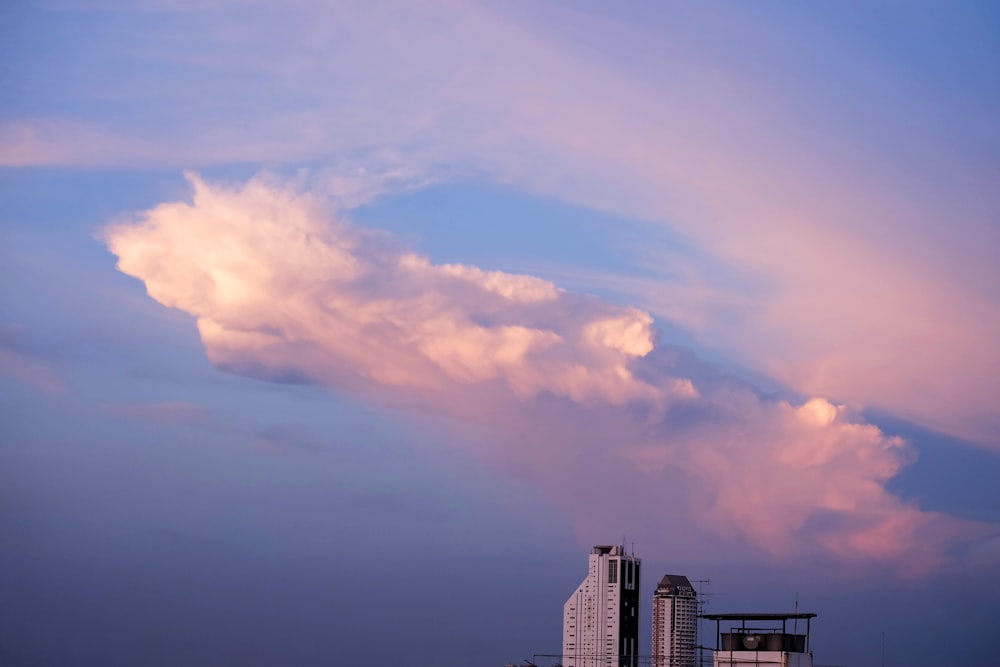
692;578;711;667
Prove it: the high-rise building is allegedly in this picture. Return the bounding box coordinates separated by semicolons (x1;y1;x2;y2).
563;544;641;667
651;574;698;667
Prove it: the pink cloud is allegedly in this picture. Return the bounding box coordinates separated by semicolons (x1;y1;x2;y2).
105;173;666;408
14;0;995;447
0;119;163;168
0;324;67;395
0;347;66;395
102;174;996;571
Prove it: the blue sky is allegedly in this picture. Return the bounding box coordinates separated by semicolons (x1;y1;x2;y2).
2;2;999;666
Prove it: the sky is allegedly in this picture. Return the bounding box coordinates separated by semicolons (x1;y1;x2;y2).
1;1;999;666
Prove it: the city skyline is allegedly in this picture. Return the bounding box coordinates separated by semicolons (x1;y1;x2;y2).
2;2;999;666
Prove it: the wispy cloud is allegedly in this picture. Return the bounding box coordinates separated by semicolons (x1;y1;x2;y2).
0;324;67;394
103;174;995;572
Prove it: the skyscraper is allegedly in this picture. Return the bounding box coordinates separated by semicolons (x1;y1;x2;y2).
563;544;641;667
651;574;697;667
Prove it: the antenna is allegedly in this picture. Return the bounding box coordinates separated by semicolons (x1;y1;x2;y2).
794;592;799;634
692;578;711;667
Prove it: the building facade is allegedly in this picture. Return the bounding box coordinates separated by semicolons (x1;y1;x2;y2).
563;545;641;667
651;574;698;667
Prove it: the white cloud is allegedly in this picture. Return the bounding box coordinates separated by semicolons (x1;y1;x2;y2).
103;174;994;571
105;173;667;407
9;0;995;446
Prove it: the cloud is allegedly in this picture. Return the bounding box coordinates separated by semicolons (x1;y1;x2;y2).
105;173;666;408
0;324;67;394
0;348;66;395
11;0;997;447
0;119;164;168
103;174;995;571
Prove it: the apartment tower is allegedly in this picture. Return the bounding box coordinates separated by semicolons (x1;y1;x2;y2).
563;544;641;667
651;574;698;667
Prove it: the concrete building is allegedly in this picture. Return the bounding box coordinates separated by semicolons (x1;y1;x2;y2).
563;544;641;667
704;612;816;667
651;574;697;667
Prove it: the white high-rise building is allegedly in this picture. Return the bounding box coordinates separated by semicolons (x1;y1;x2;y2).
563;544;641;667
651;574;698;667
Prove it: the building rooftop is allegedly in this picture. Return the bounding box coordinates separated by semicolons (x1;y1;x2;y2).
591;544;635;556
656;574;694;589
702;613;816;621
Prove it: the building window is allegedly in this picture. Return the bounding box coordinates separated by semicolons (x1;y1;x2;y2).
608;559;618;584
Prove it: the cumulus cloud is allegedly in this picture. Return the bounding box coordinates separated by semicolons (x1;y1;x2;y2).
103;174;992;570
17;0;993;448
105;173;665;408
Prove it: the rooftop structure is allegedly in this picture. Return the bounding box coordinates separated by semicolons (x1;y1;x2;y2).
703;612;816;667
